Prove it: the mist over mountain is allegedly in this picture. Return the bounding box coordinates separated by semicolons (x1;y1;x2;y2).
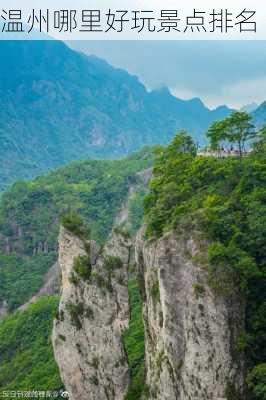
71;41;266;109
241;102;258;113
0;40;234;192
252;101;266;127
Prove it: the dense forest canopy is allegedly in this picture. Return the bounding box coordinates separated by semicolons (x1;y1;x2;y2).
0;296;62;394
0;148;152;310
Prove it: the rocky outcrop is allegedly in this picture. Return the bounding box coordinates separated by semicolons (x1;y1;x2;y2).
53;221;247;400
135;227;246;400
52;227;132;400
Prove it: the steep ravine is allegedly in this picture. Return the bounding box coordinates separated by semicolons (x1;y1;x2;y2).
53;225;246;400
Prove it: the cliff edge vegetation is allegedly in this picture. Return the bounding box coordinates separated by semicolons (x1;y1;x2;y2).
144;125;266;399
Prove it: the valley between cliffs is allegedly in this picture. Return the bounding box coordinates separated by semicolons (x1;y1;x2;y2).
52;224;246;400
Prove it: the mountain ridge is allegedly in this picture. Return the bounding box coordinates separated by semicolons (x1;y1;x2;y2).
0;40;233;192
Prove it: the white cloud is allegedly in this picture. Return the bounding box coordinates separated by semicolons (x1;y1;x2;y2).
69;40;266;110
205;76;266;109
171;76;266;109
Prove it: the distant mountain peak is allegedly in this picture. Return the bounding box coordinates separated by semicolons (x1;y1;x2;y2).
251;101;266;128
255;100;266;109
151;86;171;96
186;97;207;108
213;104;233;113
240;102;258;113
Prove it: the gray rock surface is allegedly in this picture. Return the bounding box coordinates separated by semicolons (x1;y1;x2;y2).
135;227;246;400
53;227;132;400
53;223;246;400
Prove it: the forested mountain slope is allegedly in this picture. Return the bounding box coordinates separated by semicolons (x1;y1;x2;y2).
0;40;232;191
0;297;62;395
0;148;152;311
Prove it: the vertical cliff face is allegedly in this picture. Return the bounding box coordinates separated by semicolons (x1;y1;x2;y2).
53;223;246;400
135;227;246;400
52;227;132;400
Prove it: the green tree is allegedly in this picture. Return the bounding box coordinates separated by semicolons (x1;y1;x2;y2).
253;125;266;154
166;130;197;157
207;112;256;157
247;364;266;400
226;112;256;156
206;120;227;154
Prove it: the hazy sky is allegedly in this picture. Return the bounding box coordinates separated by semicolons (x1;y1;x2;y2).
69;41;266;109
